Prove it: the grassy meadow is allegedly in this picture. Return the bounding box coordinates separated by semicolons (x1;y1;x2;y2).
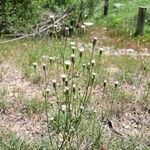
0;29;150;149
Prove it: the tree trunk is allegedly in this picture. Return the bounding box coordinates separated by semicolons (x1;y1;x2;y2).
104;0;109;16
135;6;147;36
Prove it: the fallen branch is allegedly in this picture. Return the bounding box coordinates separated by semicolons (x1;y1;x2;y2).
0;11;71;44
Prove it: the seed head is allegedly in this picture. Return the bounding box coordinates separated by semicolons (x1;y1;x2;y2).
50;15;55;21
49;57;54;63
81;25;86;33
81;25;86;29
61;74;67;83
87;62;90;70
91;59;96;67
64;86;69;95
92;37;98;49
114;81;119;88
79;47;84;58
42;63;46;71
65;27;69;36
103;80;107;88
65;80;68;86
70;42;75;46
65;60;71;70
49;117;54;121
46;88;50;94
82;63;86;70
33;62;37;70
70;54;75;65
80;106;84;110
99;48;103;56
61;105;67;111
71;46;76;54
91;72;96;83
52;79;57;89
73;84;76;94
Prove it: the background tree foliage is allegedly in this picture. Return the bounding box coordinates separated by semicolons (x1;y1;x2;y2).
0;0;98;34
0;0;41;34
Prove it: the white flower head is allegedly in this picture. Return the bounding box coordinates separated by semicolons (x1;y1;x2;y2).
61;105;67;111
33;62;37;66
46;88;50;94
91;59;96;66
64;86;69;92
50;15;55;19
80;106;84;110
61;74;67;79
33;62;37;70
114;81;119;88
61;74;67;82
52;79;57;83
73;84;76;93
42;55;49;61
65;60;71;66
49;57;55;62
92;72;97;77
70;42;75;46
49;117;54;121
79;47;84;52
71;54;75;58
65;60;71;70
81;25;86;29
52;79;57;89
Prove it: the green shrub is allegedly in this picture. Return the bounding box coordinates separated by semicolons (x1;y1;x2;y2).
0;0;41;34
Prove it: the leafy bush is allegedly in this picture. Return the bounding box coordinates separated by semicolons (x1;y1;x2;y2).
0;0;41;34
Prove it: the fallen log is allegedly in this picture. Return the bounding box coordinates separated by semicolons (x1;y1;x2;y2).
0;9;72;44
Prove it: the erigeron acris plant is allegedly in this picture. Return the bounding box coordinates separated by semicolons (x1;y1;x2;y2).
33;37;109;149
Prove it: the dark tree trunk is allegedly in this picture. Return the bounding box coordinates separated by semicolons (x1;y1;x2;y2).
104;0;109;16
134;7;147;36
